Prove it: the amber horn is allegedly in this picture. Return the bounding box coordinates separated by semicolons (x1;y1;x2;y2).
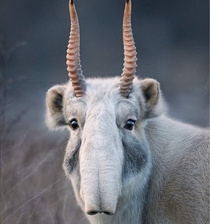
120;0;137;98
66;0;86;97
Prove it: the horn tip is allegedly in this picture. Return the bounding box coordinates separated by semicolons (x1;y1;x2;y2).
125;0;131;12
70;0;74;5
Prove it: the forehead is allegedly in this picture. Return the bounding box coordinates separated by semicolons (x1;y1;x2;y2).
115;100;140;120
64;78;141;121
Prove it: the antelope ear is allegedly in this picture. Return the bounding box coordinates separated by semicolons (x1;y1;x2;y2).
140;78;165;118
46;85;67;129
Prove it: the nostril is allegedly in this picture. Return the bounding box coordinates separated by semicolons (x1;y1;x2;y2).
87;210;98;215
87;210;114;216
103;211;113;215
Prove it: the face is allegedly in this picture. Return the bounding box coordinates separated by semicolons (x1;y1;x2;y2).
61;80;151;216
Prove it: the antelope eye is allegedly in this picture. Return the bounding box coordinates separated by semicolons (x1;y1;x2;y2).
69;119;79;130
124;119;136;130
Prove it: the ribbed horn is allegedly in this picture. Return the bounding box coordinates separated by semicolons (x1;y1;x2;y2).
66;0;86;97
120;0;137;98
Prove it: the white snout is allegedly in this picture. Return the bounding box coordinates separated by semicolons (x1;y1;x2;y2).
79;139;122;216
82;168;120;215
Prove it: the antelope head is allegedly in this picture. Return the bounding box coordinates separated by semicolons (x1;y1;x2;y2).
46;0;163;217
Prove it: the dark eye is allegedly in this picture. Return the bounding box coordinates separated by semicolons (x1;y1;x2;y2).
124;119;136;130
69;119;79;130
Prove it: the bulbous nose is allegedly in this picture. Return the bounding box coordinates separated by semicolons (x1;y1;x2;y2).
79;123;122;218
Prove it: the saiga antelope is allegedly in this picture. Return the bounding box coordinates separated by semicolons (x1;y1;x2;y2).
46;0;210;223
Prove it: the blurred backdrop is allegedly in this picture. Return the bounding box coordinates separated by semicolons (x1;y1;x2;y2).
0;0;209;223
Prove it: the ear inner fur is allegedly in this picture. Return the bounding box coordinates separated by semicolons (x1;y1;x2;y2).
140;79;160;106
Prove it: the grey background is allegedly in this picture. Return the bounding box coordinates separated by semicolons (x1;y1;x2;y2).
1;0;209;126
1;0;209;223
